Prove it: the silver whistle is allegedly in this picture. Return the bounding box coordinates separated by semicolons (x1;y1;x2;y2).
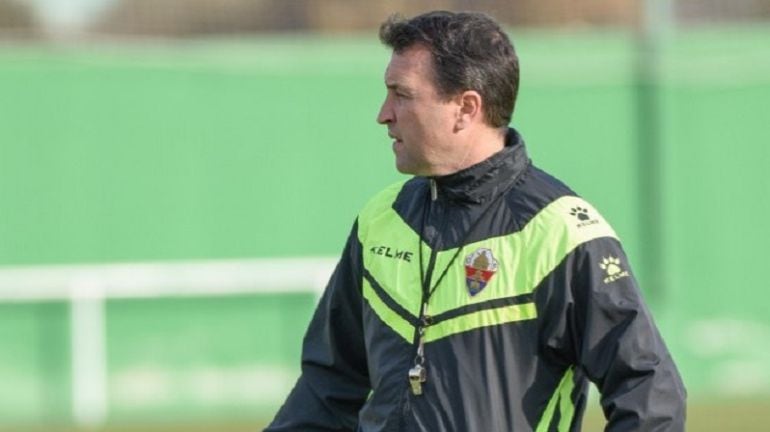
408;364;427;395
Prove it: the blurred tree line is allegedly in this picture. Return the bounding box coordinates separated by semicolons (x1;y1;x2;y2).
1;0;769;38
0;0;36;35
89;0;638;35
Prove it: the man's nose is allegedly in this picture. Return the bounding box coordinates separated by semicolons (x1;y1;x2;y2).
376;100;393;125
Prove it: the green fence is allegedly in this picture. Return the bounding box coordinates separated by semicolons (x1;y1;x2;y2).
1;24;768;427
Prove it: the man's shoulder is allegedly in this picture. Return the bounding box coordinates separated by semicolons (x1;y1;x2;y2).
515;164;576;200
355;178;420;242
357;178;419;223
507;165;617;241
500;164;574;229
360;178;411;210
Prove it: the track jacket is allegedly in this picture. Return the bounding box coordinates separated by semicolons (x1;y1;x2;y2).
266;128;686;431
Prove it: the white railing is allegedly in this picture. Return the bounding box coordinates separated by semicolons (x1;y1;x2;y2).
0;257;336;426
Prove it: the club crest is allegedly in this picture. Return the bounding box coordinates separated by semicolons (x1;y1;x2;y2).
464;248;499;296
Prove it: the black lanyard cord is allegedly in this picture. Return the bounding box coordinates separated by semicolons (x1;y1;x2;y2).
417;184;509;304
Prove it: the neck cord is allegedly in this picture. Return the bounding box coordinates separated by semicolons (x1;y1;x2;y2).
409;162;529;396
417;183;509;305
417;158;531;302
409;177;515;396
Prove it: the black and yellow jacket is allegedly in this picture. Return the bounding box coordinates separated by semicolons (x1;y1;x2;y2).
266;129;686;432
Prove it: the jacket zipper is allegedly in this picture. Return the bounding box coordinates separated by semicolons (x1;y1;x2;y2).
401;178;444;431
417;178;439;345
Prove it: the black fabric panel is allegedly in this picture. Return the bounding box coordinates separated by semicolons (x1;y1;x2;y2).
411;318;546;431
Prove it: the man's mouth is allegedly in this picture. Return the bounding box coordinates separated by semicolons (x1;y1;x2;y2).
388;133;402;144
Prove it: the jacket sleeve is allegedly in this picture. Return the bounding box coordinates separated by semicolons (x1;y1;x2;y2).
540;236;686;431
265;220;371;431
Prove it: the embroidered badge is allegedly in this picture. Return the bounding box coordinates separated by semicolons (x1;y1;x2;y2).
464;248;499;296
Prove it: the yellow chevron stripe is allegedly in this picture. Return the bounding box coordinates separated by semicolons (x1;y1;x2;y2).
358;188;618;342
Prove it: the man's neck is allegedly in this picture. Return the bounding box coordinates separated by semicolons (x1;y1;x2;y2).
436;127;507;176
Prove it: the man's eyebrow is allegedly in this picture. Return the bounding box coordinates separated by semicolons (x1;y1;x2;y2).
386;82;412;94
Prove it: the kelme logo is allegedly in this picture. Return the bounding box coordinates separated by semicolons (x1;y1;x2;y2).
599;256;630;284
369;245;413;263
464;248;498;296
570;206;590;221
570;206;600;228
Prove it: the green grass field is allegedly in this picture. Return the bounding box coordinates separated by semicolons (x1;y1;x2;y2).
4;399;770;431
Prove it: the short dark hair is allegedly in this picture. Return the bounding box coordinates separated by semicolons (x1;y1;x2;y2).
379;11;519;128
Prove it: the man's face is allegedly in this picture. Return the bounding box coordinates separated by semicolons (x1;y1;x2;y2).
377;45;459;176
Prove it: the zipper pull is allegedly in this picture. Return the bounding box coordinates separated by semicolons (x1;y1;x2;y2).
430;179;437;201
416;327;426;359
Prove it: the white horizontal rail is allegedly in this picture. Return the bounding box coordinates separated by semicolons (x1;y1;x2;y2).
0;257;338;426
0;257;337;301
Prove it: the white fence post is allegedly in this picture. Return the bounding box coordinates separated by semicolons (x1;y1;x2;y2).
0;257;335;426
70;275;108;427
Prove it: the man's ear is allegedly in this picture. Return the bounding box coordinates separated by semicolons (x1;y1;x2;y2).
455;90;483;130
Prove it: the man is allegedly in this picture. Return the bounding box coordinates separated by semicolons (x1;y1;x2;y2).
266;10;686;432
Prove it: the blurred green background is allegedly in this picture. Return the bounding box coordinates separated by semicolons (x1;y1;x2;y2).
1;0;769;430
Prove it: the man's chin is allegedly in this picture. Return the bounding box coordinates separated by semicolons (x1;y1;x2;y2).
394;159;417;175
394;163;412;175
395;161;430;177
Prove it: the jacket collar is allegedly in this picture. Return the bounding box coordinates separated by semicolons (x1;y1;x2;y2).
429;128;530;204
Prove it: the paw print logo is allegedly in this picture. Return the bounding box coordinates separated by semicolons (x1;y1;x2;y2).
599;257;622;276
570;207;590;221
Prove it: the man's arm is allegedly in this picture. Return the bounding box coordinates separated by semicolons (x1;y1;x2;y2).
572;238;686;431
265;221;371;431
538;236;686;431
